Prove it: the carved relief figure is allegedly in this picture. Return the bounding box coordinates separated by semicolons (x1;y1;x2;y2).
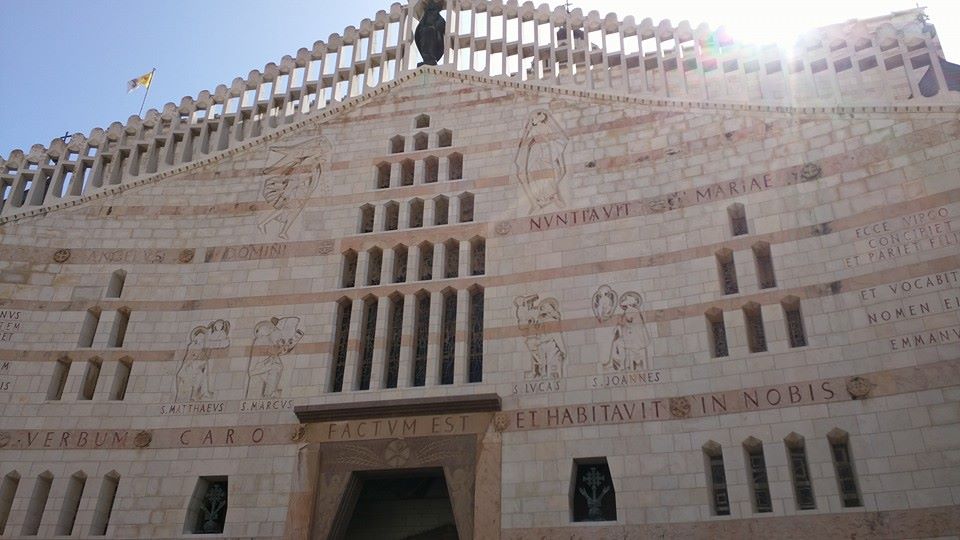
175;320;231;402
245;316;304;399
514;294;565;380
514;110;569;214
592;286;651;371
258;133;332;240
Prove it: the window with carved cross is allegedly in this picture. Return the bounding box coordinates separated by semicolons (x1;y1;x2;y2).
571;459;617;522
356;297;378;391
786;434;816;510
330;299;352;392
717;249;738;295
468;287;484;383
384;295;404;389
439;290;457;385
744;439;772;513
704;443;730;516
743;303;767;353
412;292;430;387
186;477;228;534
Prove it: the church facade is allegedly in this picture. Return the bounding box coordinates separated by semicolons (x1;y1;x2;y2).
1;1;959;538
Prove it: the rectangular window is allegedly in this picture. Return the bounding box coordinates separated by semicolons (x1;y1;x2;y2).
468;288;484;383
356;298;378;391
55;472;86;536
745;443;772;513
744;304;767;353
109;359;132;400
185;477;228;534
393;246;408;283
341;251;358;288
784;299;807;348
384;296;404;389
330;300;352;392
366;249;382;286
471;238;485;276
0;472;20;536
439;291;457;385
706;310;728;358
412;293;430;387
717;250;738;295
444;241;459;279
108;308;130;347
79;308;100;347
787;438;816;510
21;472;53;536
89;473;120;536
830;436;862;507
48;359;71;400
729;204;748;236
704;445;730;516
79;359;102;400
753;243;776;289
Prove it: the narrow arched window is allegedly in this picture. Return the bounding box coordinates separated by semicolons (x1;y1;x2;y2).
418;242;434;281
400;159;415;186
359;204;375;233
424;155;439;183
375;162;391;189
383;201;399;231
48;358;71;400
743;437;772;513
782;296;807;348
705;309;728;358
341;250;358;288
437;129;453;148
0;471;20;536
728;203;747;236
413;131;428;151
444;239;459;279
89;472;120;536
108;308;130;347
79;308;101;347
753;242;776;289
79;358;102;400
703;442;730;516
414;114;430;129
408;198;424;228
459;192;474;222
470;237;485;276
412;291;430;387
330;298;352;392
389;135;404;154
448;152;463;180
384;294;404;389
433;195;449;225
106;269;126;298
439;289;457;385
393;244;408;284
716;249;738;295
56;471;87;535
785;433;816;510
366;248;383;286
828;429;862;508
356;296;378;391
468;286;484;383
743;302;767;353
21;471;53;536
110;358;133;400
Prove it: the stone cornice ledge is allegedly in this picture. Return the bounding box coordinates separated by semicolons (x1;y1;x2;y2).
294;393;502;423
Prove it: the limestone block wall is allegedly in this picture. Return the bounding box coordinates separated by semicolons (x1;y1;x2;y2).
0;70;958;537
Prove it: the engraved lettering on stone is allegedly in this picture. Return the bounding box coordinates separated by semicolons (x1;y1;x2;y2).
514;294;565;380
245;316;304;399
514;109;569;215
592;285;652;372
174;319;231;402
258;131;332;240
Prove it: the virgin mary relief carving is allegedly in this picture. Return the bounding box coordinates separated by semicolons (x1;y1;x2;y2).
174;320;231;402
592;285;652;372
514;109;570;215
258;131;333;240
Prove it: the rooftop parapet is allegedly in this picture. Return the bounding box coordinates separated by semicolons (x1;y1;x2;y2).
1;1;956;224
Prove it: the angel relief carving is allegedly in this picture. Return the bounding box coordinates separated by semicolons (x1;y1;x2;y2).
514;109;570;215
514;294;566;380
258;131;332;240
592;285;652;372
174;320;231;402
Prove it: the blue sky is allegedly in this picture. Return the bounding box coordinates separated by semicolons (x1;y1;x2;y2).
2;0;957;157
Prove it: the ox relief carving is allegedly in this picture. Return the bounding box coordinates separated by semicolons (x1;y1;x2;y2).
592;285;652;372
245;317;304;399
514;109;570;215
515;294;566;380
174;320;230;402
258;131;332;240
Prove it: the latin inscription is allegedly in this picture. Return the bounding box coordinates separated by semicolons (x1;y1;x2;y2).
205;243;287;263
0;360;10;392
2;430;130;450
240;399;294;412
858;270;960;350
0;310;22;342
319;413;482;442
591;371;663;388
529;203;630;232
160;401;226;415
82;249;166;264
889;326;960;351
845;207;957;268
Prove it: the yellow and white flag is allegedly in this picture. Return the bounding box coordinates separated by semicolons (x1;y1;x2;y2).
127;70;154;92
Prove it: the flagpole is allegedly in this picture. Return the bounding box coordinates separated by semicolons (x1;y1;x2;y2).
137;68;156;117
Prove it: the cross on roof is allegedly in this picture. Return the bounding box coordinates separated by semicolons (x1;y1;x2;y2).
565;1;573;13
58;131;73;143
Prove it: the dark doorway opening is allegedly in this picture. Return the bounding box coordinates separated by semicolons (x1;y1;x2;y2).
340;468;458;540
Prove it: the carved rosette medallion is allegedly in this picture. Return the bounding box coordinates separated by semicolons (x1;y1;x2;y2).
493;413;509;432
291;424;307;442
52;248;71;263
495;221;512;236
0;432;10;449
669;397;691;419
133;430;153;448
845;376;875;399
317;239;335;255
383;439;411;468
800;162;823;181
178;249;195;263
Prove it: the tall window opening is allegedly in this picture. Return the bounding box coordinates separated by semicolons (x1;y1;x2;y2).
418;242;434;281
439;289;457;385
785;433;816;510
400;159;414;186
0;471;20;536
424;156;439;183
366;248;383;286
393;244;408;283
375;162;391;189
728;203;747;236
21;471;53;536
55;471;87;536
413;132;428;151
330;298;353;392
705;309;729;358
109;358;133;400
408;198;424;228
412;291;430;387
389;135;404;154
384;201;399;231
359;204;375;233
48;357;71;400
79;308;101;347
753;242;776;289
384;294;404;389
444;239;459;279
743;302;767;353
341;250;358;288
828;429;862;508
743;437;772;513
448;152;463;180
185;476;228;534
459;192;474;222
703;442;730;516
570;458;617;522
106;269;126;298
782;296;807;348
433;195;449;225
357;296;378;391
468;286;484;383
716;249;738;295
108;308;130;347
437;129;453;148
89;472;120;536
470;237;486;276
79;358;102;400
414;114;430;129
